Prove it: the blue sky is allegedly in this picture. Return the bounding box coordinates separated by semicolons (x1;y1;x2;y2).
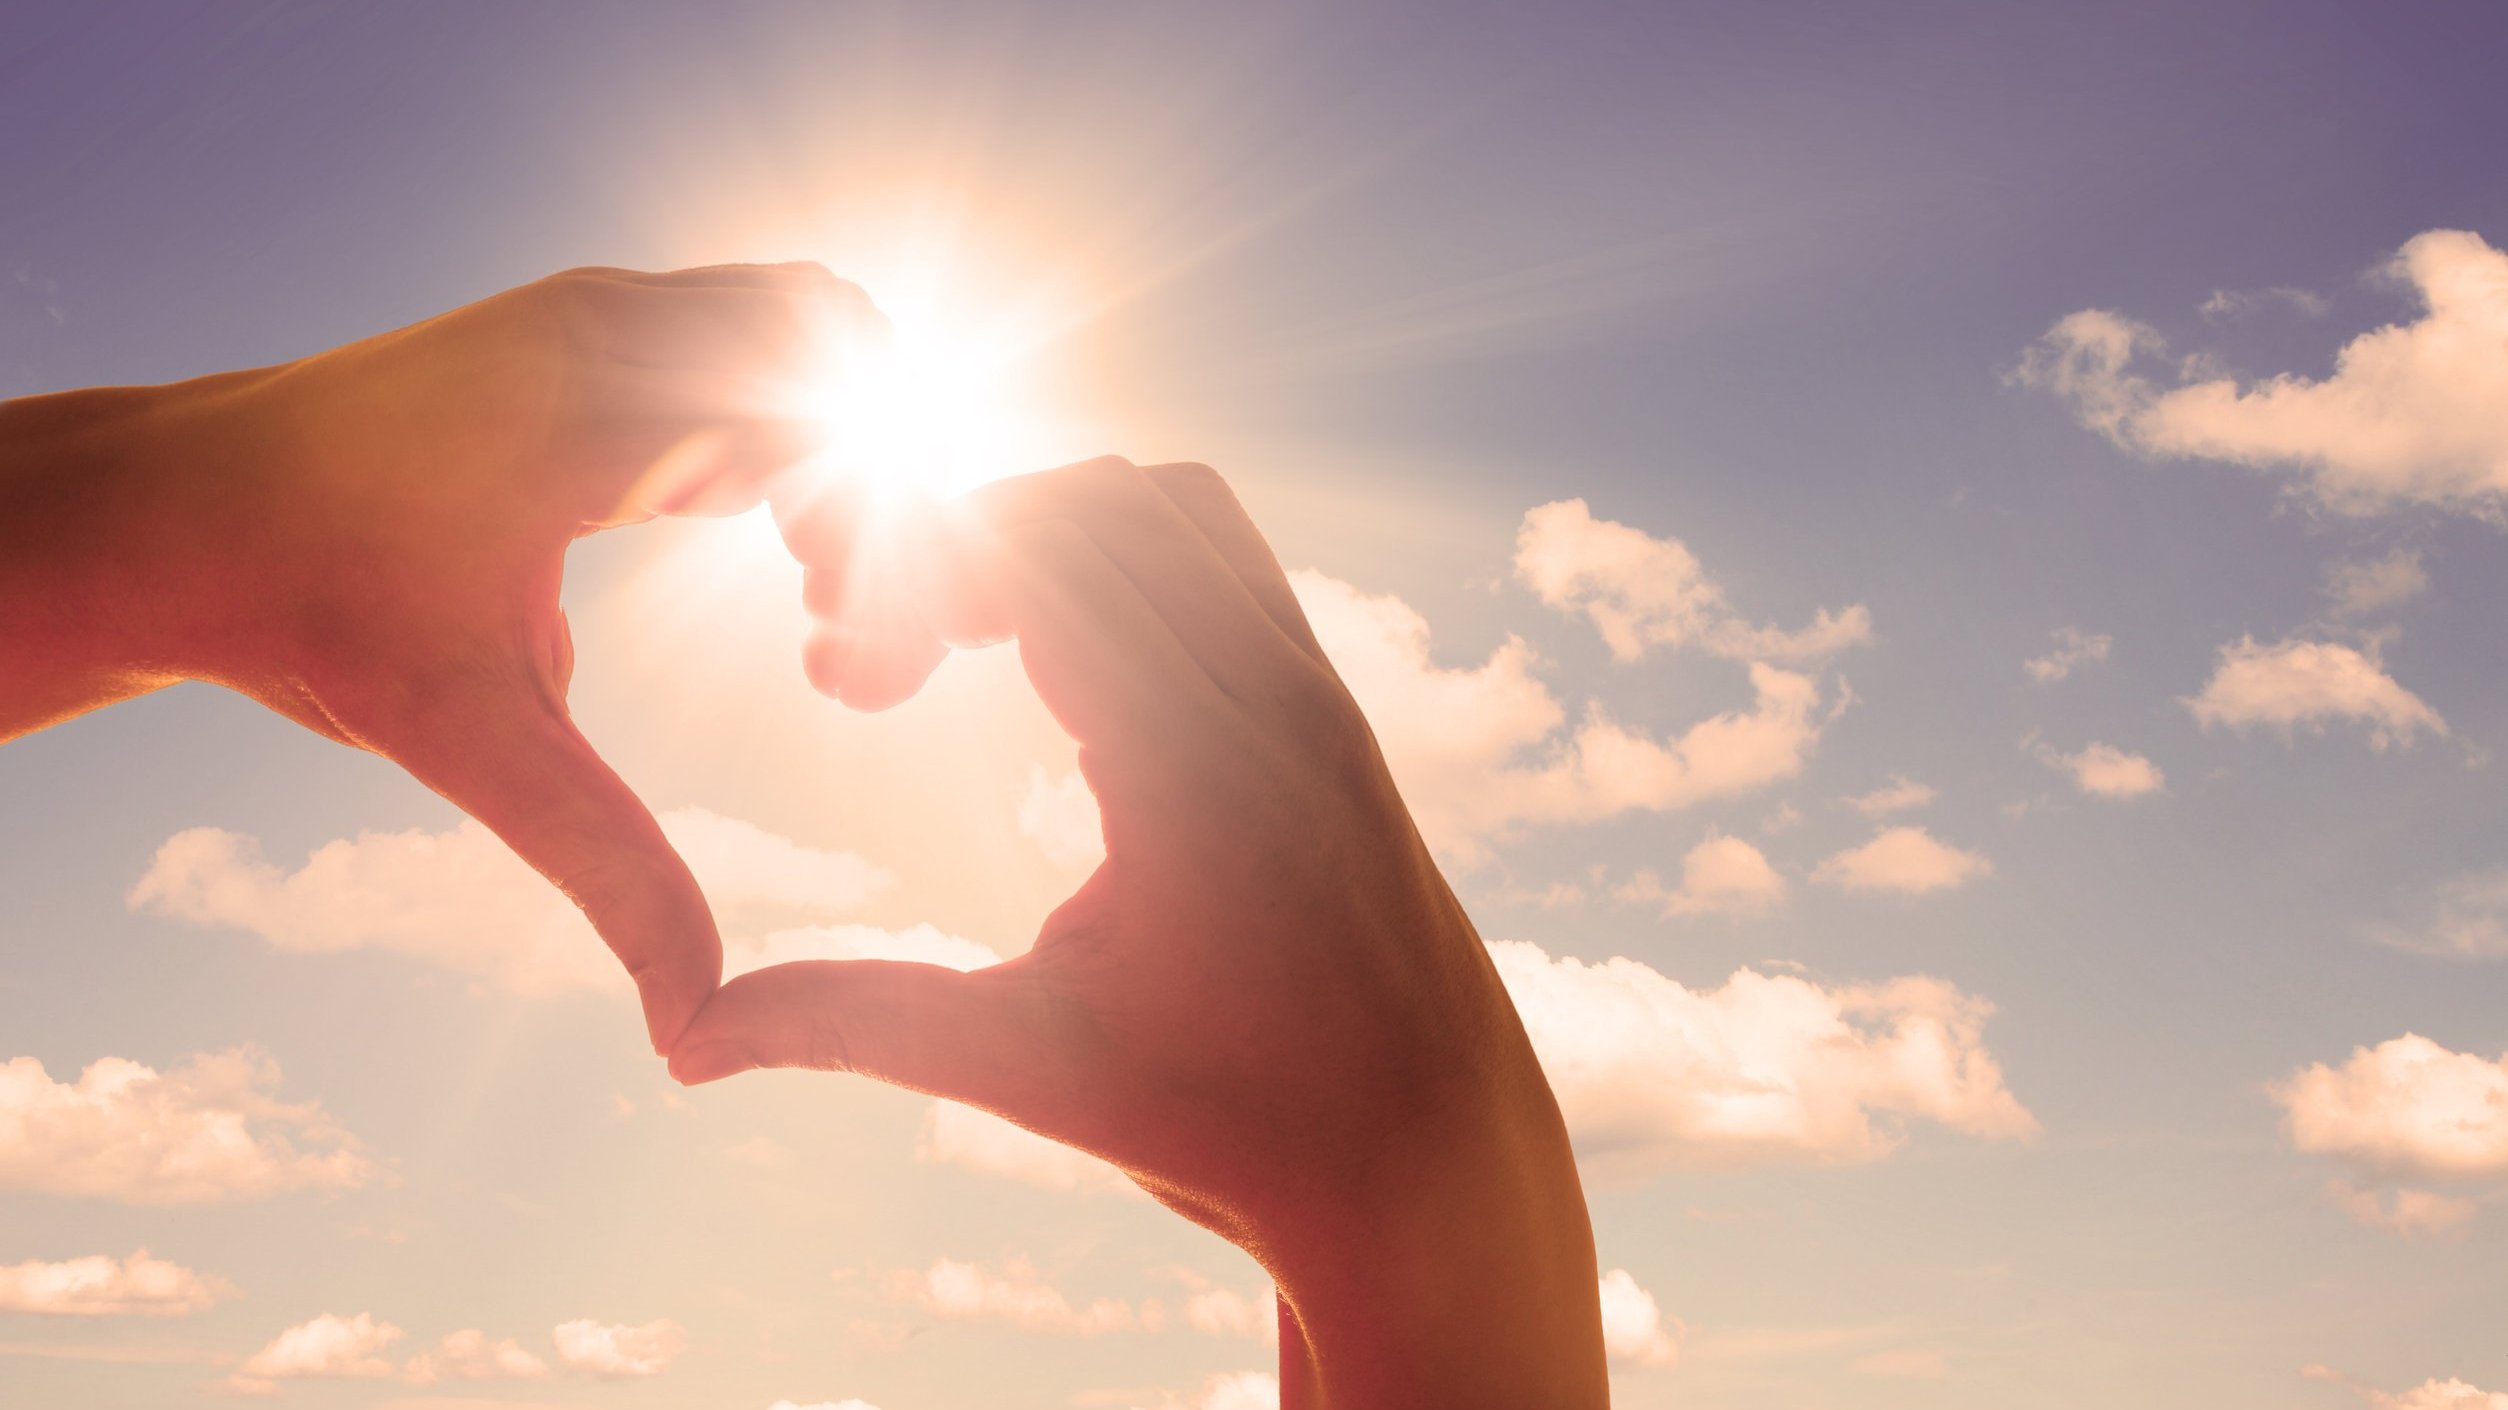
7;3;2508;1407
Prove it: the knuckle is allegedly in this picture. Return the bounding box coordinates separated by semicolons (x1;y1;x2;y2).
1146;461;1227;497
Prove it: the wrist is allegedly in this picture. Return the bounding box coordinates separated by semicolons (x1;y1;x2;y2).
1262;1057;1608;1409
0;372;283;735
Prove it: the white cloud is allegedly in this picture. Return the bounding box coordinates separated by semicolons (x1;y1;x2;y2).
2036;741;2165;798
402;1329;549;1384
228;1313;402;1394
2308;1367;2508;1410
1513;499;1871;664
2372;868;2508;960
2186;637;2444;749
1298;570;1832;864
1812;827;1993;895
129;807;1003;989
915;1101;1140;1198
2327;1180;2477;1238
2275;1035;2508;1182
1490;939;2035;1179
1842;776;1937;817
0;1250;235;1317
550;1318;682;1378
733;923;1000;976
1176;1282;1276;1344
0;1048;373;1204
132;807;890;990
1615;834;1785;917
1597;1268;1682;1368
2325;549;2430;620
897;1259;1142;1335
2017;230;2508;516
2024;627;2112;684
1188;1372;1280;1410
1018;766;1104;870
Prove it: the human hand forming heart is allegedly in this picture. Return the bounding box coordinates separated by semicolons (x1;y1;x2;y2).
675;457;1607;1408
0;262;881;1052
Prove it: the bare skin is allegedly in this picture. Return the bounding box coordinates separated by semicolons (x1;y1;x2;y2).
0;262;880;1050
679;458;1609;1409
0;274;1608;1405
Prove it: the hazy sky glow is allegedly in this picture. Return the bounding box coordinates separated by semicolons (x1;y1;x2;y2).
6;3;2508;1408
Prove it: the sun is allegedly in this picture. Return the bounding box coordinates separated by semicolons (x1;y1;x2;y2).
784;274;1064;504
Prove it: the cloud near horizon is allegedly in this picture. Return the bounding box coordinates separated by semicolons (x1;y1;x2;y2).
0;1249;236;1317
2275;1034;2508;1182
128;807;1004;990
1491;939;2035;1178
2016;229;2508;517
0;1048;373;1205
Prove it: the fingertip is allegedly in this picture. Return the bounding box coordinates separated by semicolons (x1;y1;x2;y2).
668;1038;759;1086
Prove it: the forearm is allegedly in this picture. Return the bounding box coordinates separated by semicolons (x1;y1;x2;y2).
1266;1063;1609;1409
0;376;265;740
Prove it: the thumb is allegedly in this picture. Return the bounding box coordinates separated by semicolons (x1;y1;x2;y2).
667;959;1043;1109
387;685;724;1055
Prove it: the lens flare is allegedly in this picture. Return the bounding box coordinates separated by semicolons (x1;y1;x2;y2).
789;281;1061;502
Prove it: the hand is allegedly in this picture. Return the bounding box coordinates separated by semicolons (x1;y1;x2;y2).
673;459;1608;1407
0;263;881;1051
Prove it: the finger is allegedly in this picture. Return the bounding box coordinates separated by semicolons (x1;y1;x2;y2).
668;959;1048;1112
971;515;1228;755
386;689;723;1055
802;613;948;712
592;260;861;294
952;458;1316;704
1139;462;1327;666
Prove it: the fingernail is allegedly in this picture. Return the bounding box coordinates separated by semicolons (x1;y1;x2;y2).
669;1040;759;1086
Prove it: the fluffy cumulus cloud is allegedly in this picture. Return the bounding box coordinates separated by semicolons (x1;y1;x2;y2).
228;1312;404;1394
2373;868;2508;960
550;1318;683;1378
1297;570;1832;863
129;806;1005;988
2024;627;2112;684
2036;741;2165;799
1491;939;2035;1178
897;1259;1143;1335
0;1048;373;1204
402;1329;550;1384
1812;826;1993;895
0;1249;235;1317
2307;1366;2508;1410
1513;499;1871;663
2017;230;2508;516
2274;1035;2508;1181
2187;637;2444;749
1615;833;1785;917
1597;1268;1682;1368
916;1100;1140;1198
